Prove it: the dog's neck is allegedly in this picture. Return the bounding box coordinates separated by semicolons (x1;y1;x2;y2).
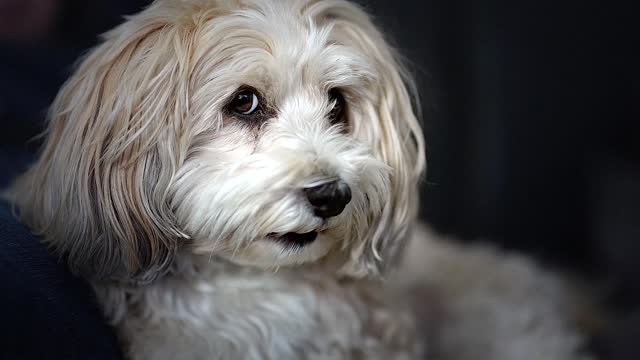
107;250;343;288
92;250;364;325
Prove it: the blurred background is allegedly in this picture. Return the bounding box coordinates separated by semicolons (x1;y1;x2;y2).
0;0;638;358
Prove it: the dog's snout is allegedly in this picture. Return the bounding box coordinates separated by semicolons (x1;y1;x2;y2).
304;180;352;218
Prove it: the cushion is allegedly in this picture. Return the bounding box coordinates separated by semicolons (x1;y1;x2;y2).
0;198;124;359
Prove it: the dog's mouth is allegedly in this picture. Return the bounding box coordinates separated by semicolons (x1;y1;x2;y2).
267;231;318;247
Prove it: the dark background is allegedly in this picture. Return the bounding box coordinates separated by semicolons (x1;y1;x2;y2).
1;0;638;358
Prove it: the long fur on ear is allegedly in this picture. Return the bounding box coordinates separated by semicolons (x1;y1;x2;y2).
7;3;199;283
307;1;426;277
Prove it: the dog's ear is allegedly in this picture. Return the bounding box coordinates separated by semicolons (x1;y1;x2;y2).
309;2;426;277
8;8;196;283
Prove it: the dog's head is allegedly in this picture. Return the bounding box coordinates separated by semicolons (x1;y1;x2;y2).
10;0;425;283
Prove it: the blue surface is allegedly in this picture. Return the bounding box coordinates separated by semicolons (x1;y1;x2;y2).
0;148;33;189
0;162;123;359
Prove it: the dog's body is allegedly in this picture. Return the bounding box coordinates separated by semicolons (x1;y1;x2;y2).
7;0;591;358
98;252;420;359
92;224;589;360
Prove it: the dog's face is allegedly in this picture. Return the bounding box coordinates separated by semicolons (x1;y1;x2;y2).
11;0;425;283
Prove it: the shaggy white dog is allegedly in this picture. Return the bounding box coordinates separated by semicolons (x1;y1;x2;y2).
7;0;593;359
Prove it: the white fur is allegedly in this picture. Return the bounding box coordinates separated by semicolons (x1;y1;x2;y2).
7;0;592;359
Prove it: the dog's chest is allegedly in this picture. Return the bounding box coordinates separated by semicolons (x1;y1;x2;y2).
103;268;421;360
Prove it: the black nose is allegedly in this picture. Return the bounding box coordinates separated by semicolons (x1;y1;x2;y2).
304;180;352;218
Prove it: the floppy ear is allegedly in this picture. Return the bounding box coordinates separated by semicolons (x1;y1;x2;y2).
8;7;195;283
309;1;426;277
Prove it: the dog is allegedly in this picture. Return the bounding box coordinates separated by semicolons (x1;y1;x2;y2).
7;0;594;358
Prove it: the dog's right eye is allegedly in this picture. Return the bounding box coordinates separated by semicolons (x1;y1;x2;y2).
229;89;260;115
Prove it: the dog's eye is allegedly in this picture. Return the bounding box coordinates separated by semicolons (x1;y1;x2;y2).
328;89;347;125
230;89;260;115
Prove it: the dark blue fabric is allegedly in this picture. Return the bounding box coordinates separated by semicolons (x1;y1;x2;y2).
0;199;124;359
0;148;33;189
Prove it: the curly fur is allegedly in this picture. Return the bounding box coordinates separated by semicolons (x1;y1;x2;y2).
6;0;592;359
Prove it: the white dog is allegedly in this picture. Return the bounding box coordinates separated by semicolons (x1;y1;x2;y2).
7;0;594;359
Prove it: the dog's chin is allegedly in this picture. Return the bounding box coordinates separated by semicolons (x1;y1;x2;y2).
214;231;337;269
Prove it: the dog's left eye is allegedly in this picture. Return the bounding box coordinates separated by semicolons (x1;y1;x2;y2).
328;88;347;126
230;89;260;115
